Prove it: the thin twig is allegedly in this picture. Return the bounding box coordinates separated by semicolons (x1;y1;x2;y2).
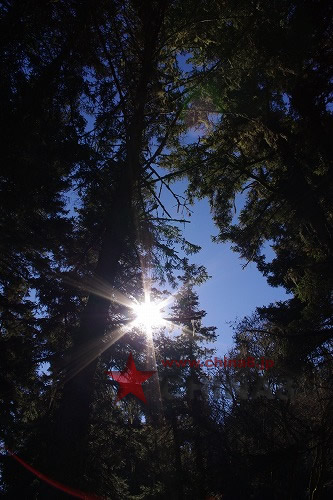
148;217;190;223
143;181;173;219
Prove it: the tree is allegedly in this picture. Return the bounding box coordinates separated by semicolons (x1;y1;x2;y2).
167;0;333;351
0;0;91;491
153;267;217;499
3;1;333;498
1;0;212;496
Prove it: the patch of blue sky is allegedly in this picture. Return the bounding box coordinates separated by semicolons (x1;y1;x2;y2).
157;172;288;356
157;113;288;355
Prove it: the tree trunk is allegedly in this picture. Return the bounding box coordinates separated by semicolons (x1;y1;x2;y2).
46;175;133;491
36;2;168;495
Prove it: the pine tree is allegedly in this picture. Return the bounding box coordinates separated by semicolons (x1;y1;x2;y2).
152;266;217;498
168;0;333;352
1;0;213;496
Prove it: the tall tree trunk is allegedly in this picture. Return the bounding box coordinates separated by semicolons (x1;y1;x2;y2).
46;174;134;491
37;2;168;495
171;412;185;500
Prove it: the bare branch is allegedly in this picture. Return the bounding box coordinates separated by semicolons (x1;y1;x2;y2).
144;105;185;168
148;217;190;223
143;180;173;219
93;22;128;127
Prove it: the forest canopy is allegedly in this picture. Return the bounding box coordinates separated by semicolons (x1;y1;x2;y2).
0;1;332;499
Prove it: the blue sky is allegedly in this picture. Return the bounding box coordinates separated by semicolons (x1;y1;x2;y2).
72;57;290;359
158;173;289;357
155;79;289;356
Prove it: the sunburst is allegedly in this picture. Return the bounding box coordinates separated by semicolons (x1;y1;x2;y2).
131;293;167;334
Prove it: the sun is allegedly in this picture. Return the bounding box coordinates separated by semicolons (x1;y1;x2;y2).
132;298;164;330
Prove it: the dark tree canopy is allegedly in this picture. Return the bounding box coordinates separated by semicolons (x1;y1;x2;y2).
1;1;332;499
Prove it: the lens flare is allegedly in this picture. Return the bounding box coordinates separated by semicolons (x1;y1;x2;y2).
132;298;164;330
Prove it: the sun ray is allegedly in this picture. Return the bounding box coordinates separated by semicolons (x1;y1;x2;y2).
63;275;135;309
131;297;165;331
61;270;185;402
144;329;164;421
60;324;130;384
